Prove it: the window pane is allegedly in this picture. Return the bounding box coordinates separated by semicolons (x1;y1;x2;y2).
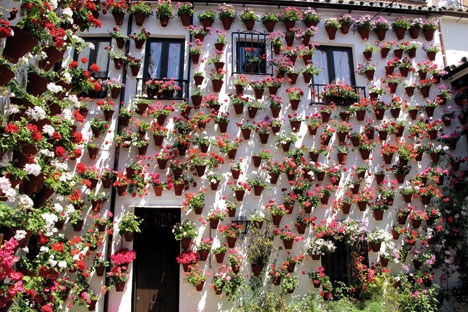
167;43;181;80
333;50;351;85
77;48;91;70
95;41;109;78
312;50;329;85
148;42;162;79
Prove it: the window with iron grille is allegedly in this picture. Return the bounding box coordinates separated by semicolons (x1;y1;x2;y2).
75;37;111;79
321;238;368;285
232;32;270;75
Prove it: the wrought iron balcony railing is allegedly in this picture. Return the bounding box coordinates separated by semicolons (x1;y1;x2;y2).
135;78;189;100
309;83;367;106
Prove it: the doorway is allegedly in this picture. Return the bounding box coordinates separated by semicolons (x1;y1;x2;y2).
133;208;180;312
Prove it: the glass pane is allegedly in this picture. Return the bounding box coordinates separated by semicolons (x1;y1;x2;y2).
312;50;329;85
95;41;109;78
77;48;91;70
148;42;162;79
333;50;352;85
167;43;181;80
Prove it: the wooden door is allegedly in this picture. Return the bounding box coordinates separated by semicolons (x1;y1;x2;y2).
133;208;180;312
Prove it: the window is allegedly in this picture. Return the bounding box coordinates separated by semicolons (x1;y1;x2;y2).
144;39;184;81
75;38;110;79
139;38;186;99
232;32;269;75
321;238;368;285
312;46;355;86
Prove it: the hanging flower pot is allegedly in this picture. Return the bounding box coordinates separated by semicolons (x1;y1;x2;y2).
370;242;381;252
226;236;237;248
27;72;49;96
258;133;269;144
2;27;38;64
394;49;404;58
357;201;367;211
215;252;225;264
282;238;294;250
337;152;348;165
419;86;430;98
394;27;406;40
159;15;170;27
211;79;223;93
405;86;415;97
423;29;435;41
194;75;204;86
112;11;125;25
0;64;15;86
373;210;384;221
39;46;65;71
272;215;282;226
235;190;245;201
381;47;390;58
358;29;370;40
243;19;255;30
179;13;192;27
409;26;420;39
375;28;387;41
113;58;124;70
263;20;276;32
253;185;264;196
227;148;237;159
325;26;338;40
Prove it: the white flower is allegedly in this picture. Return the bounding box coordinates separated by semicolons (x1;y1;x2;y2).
49;258;58;267
14;230;27;241
62;7;73;16
40;246;49;252
24;163;42;176
46;83;63;94
58;261;67;268
53;203;63;213
0;177;11;192
62;108;73;120
62;71;72;84
40;149;55;157
50;0;58;10
26;106;46;121
43;124;55;137
5;105;20;115
18;195;34;208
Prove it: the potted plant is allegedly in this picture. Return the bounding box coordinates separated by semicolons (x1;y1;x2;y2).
155;0;174;27
338;13;354;34
176;2;194;27
173;220;197;249
217;3;236;30
324;17;341;40
128;1;152;26
240;8;258;30
247;226;274;276
261;12;279;32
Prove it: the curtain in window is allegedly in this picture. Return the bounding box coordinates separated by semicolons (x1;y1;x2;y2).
167;43;181;80
148;42;162;79
333;50;352;85
312;50;329;85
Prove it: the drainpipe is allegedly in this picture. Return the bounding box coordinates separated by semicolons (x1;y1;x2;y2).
103;11;133;312
437;16;448;69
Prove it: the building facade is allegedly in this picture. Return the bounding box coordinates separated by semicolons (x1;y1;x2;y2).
0;0;467;311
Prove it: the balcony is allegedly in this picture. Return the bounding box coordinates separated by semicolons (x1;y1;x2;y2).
309;83;367;106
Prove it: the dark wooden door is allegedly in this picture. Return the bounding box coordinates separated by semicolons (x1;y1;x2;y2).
133;208;180;312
